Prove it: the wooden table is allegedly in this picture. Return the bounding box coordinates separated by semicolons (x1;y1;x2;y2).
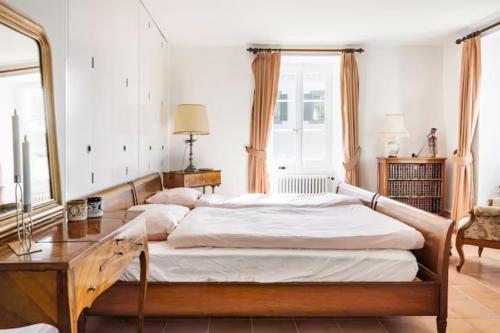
163;170;221;194
0;210;148;333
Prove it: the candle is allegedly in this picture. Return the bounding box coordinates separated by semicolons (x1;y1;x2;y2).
12;110;21;183
22;135;31;212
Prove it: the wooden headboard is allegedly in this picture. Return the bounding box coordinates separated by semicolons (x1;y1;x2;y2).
336;182;377;208
130;173;163;204
90;183;135;211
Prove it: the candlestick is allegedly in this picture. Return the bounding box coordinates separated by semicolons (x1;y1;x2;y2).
22;135;31;212
12;110;21;183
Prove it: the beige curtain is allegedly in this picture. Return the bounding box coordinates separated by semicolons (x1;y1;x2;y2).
247;52;281;193
451;36;481;221
340;52;361;186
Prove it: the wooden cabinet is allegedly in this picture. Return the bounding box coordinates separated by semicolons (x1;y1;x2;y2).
163;170;222;193
377;157;446;214
0;211;148;333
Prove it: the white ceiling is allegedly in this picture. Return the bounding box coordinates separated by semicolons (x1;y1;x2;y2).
142;0;500;46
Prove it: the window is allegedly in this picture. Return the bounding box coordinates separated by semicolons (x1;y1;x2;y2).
269;55;341;173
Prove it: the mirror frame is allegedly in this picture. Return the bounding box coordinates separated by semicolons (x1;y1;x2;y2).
0;2;63;238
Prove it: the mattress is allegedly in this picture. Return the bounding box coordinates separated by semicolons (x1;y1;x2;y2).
167;205;425;250
195;192;362;209
121;241;419;282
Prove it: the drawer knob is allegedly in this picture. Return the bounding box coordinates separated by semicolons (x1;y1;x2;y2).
115;238;125;243
135;242;144;246
116;251;124;256
87;286;96;293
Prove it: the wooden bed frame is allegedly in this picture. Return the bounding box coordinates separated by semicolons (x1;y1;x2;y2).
88;173;454;333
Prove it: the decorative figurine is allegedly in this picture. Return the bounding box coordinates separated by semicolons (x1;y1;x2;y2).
427;128;438;157
412;128;438;158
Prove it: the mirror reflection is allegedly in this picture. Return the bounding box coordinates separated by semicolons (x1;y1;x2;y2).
0;23;51;215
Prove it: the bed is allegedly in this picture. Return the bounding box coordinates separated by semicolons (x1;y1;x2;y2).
88;173;453;333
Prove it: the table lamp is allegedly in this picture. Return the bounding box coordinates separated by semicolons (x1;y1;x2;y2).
173;104;209;172
379;113;409;157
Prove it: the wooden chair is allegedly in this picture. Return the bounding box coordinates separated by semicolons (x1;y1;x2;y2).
456;198;500;272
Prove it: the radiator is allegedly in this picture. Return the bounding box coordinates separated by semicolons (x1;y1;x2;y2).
275;175;334;194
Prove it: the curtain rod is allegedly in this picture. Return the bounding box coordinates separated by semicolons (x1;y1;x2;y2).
456;20;500;44
247;47;364;54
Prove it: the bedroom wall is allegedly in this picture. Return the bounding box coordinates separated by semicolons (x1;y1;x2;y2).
357;46;445;193
169;44;445;194
169;46;254;194
477;31;500;204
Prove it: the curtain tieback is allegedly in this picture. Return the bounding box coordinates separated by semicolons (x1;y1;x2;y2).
453;154;473;166
343;146;361;171
246;146;267;159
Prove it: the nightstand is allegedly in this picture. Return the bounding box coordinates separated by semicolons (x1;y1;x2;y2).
163;170;221;194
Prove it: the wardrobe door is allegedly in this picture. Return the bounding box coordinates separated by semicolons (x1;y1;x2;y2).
68;0;100;199
139;5;154;176
109;0;139;184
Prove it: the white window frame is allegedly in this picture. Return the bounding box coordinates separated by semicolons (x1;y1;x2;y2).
268;55;341;175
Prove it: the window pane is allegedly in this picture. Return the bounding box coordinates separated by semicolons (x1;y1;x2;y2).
272;130;297;161
302;129;326;161
274;73;296;129
303;72;327;127
303;101;325;125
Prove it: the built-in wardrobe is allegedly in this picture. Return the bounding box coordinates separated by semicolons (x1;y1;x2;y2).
68;0;168;199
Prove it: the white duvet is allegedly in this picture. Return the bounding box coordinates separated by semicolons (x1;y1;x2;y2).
168;205;425;250
195;192;362;209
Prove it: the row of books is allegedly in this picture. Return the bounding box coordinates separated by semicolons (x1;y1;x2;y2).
388;180;441;197
395;198;441;213
388;163;442;179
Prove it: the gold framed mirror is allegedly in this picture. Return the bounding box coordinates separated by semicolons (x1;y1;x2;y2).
0;2;63;238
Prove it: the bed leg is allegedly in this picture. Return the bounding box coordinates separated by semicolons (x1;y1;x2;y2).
478;247;483;257
436;317;447;333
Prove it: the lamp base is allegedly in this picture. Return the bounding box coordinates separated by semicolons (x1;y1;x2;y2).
8;241;42;256
183;164;198;173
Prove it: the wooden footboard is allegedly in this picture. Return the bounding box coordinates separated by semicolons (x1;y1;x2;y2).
88;175;453;332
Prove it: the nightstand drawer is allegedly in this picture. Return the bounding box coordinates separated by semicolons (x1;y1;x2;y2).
163;170;222;193
183;171;221;187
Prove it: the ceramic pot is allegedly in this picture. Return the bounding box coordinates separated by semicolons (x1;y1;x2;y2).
67;199;87;222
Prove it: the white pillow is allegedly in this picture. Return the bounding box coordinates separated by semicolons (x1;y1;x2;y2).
146;187;202;208
128;204;189;241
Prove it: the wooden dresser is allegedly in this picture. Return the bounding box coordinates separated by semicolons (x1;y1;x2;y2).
377;157;447;214
0;210;148;333
163;170;221;193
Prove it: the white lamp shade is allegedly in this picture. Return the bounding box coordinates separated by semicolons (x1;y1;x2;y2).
173;104;210;135
380;113;409;138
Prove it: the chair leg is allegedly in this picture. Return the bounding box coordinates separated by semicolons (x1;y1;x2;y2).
456;232;466;272
436;316;447;333
478;247;484;257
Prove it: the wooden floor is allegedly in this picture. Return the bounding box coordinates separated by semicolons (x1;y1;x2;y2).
87;239;500;333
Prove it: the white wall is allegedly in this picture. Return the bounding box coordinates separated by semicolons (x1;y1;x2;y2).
169;46;254;194
358;46;445;192
169;45;445;194
5;0;68;200
477;31;500;203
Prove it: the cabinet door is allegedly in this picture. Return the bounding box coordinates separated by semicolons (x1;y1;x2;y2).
139;5;154;176
109;0;139;184
68;0;100;198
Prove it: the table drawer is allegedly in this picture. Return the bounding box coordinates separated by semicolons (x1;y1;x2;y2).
73;228;146;314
